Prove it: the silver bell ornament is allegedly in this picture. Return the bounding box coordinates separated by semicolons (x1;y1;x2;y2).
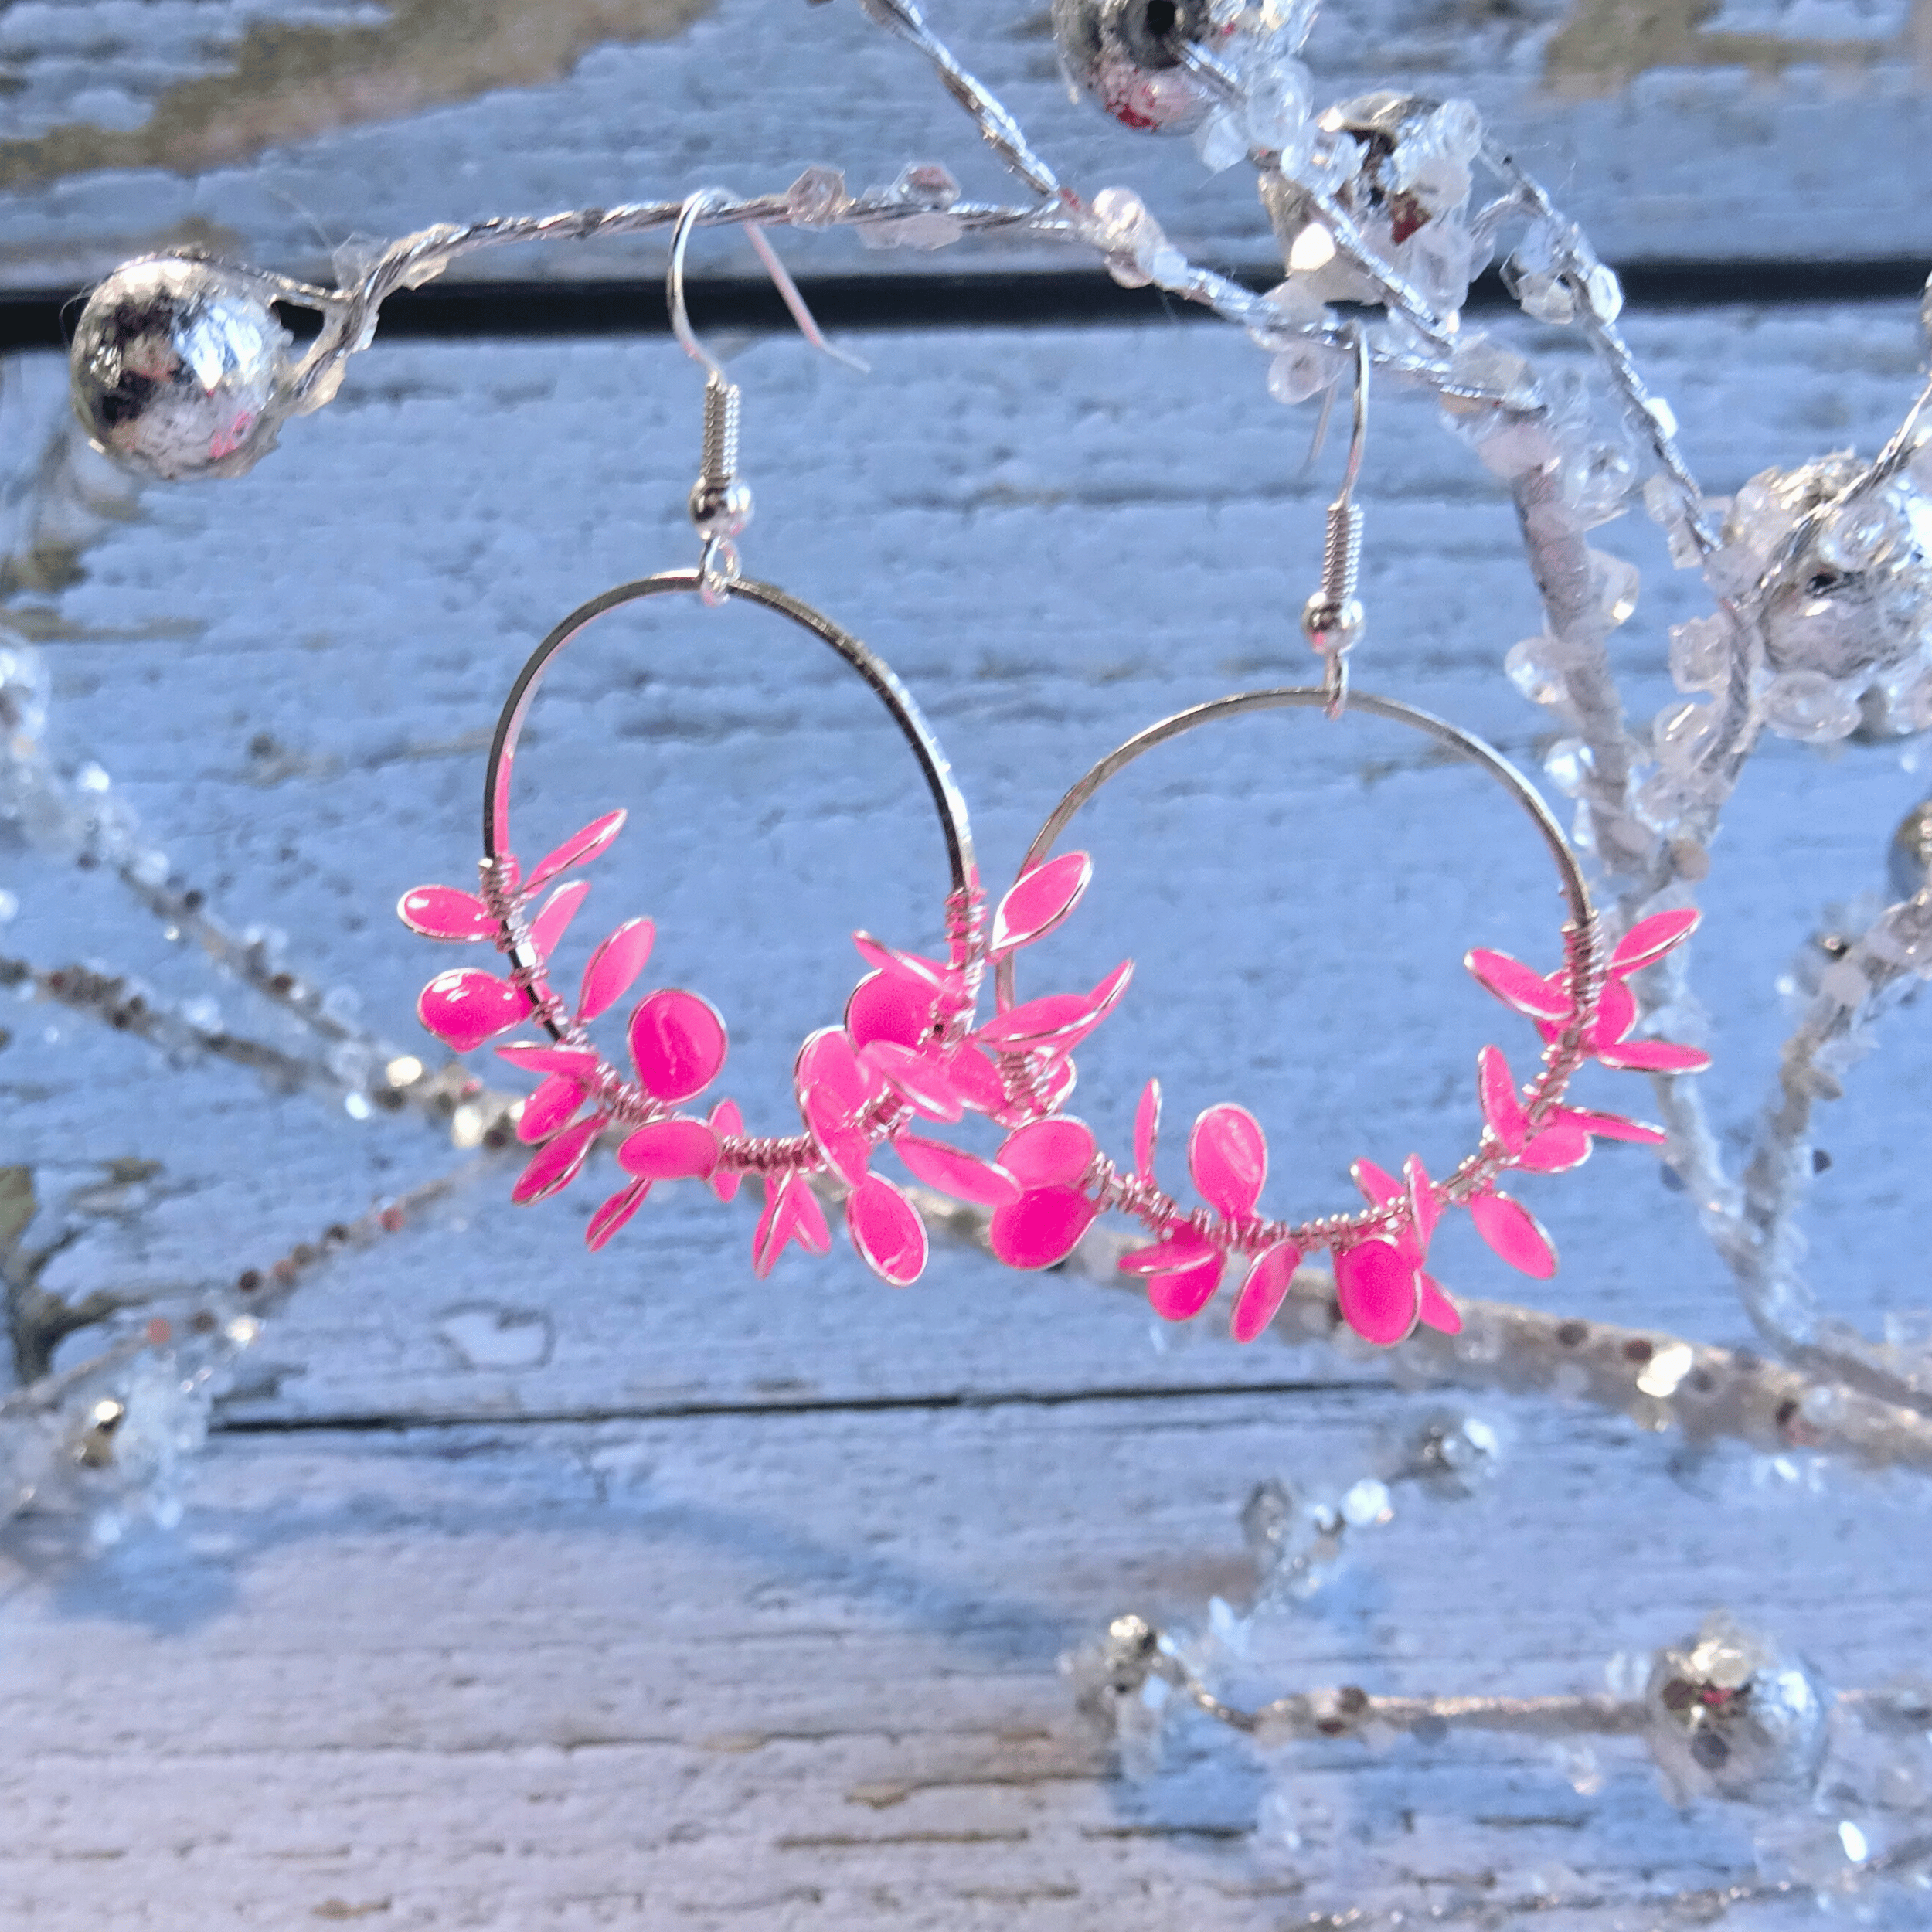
68;255;304;481
1051;0;1219;132
1643;1612;1829;1804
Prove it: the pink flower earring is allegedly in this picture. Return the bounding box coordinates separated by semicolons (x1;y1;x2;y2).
971;332;1708;1347
399;194;1127;1285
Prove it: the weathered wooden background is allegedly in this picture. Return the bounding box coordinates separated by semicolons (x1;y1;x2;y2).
4;2;1932;1926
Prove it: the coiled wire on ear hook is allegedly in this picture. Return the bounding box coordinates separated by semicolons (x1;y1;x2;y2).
665;190;869;604
1301;325;1369;719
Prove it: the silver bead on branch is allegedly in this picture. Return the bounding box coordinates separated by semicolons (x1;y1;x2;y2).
689;376;753;544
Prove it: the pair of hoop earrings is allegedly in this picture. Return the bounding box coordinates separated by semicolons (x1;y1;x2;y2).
400;197;1707;1349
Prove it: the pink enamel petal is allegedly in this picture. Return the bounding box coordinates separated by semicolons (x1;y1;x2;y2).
1134;1078;1161;1182
852;932;948;992
998;1117;1097;1189
1591;978;1637;1048
990;851;1094;957
1477;1045;1530;1152
629;988;728;1104
787;1178;833;1257
1146;1252;1225;1323
397;885;495;942
418;968;526;1053
1611;907;1701;975
862;1042;964;1123
497;1042;601;1077
1352;1158;1403;1209
586;1179;651;1252
751;1178;788;1279
1189;1104;1267;1219
510;1112;606;1206
846;1175;928;1287
529;879;591;961
802;1084;872;1185
797;1026;874;1112
1334;1240;1422;1346
894;1134;1021;1206
1231;1242;1301;1344
988;1186;1097;1269
708;1099;745;1202
525;808;627;895
1518;1121;1592;1174
1117;1224;1219;1276
974;961;1133;1054
943;1044;1008;1117
577;917;656;1022
1559;1107;1668;1146
1597;1039;1712;1073
617;1118;721;1182
1417;1275;1462;1335
1465;948;1572;1021
845;970;932;1052
516;1071;587;1145
1403;1155;1440;1253
1468;1190;1559;1278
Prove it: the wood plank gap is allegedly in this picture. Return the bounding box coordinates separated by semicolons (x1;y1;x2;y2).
7;257;1927;353
213;1373;1382;1436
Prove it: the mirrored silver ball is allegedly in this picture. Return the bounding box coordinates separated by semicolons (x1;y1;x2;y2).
1051;0;1218;131
1644;1614;1828;1803
68;255;296;481
1301;594;1363;655
689;479;754;542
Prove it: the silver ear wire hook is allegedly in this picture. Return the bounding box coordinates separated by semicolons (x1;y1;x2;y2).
1301;325;1370;719
668;191;869;604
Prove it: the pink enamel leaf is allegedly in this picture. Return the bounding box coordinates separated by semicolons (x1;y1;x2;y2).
419;968;526;1052
397;885;495;942
845;970;931;1052
1334;1240;1421;1346
1352;1158;1404;1209
1117;1223;1219;1276
894;1134;1020;1206
943;1045;1008;1117
802;1084;872;1185
529;879;591;961
586;1179;651;1252
617;1118;721;1182
1134;1078;1161;1182
1417;1275;1462;1335
852;932;950;992
1189;1104;1267;1219
1566;976;1636;1049
1477;1046;1530;1152
1466;948;1572;1022
497;1042;600;1077
516;1071;587;1144
991;852;1094;957
1560;1107;1667;1146
1403;1155;1440;1253
862;1040;964;1123
1611;907;1700;976
1231;1242;1301;1344
751;1177;791;1279
1468;1189;1558;1278
629;988;727;1104
988;1186;1097;1269
1597;1038;1712;1073
1519;1121;1592;1174
998;1117;1097;1189
1146;1252;1225;1322
524;808;626;895
708;1099;745;1202
847;1175;929;1287
511;1111;606;1206
578;917;656;1022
